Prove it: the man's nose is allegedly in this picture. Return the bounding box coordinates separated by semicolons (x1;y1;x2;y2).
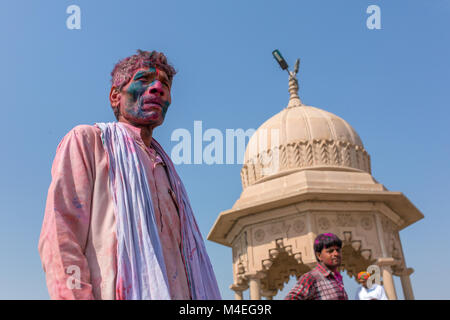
146;80;165;97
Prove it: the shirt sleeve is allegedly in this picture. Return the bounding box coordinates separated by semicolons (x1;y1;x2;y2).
284;273;316;300
38;126;96;300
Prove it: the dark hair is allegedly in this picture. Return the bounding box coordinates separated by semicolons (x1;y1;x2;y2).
313;233;342;261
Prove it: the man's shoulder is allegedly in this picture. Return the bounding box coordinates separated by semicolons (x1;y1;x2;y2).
57;124;102;151
63;124;102;142
299;267;322;282
310;264;328;276
69;124;101;136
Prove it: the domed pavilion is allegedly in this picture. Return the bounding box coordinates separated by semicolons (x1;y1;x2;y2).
208;60;423;300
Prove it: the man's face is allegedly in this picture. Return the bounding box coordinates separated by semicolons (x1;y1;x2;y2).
316;245;342;269
358;277;368;286
114;66;172;127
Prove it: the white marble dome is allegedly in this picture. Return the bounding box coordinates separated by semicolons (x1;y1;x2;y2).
241;105;371;189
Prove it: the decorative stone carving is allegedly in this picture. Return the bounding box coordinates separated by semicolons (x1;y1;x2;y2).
237;262;245;274
290;142;301;168
293;219;305;233
351;240;362;251
285;245;293;255
268;221;291;236
232;232;249;280
237;274;247;285
279;145;288;169
361;216;373;231
276;239;284;248
241;138;371;188
343;231;352;242
262;259;273;270
332;141;341;166
269;224;282;235
318;217;330;230
341;141;351;167
380;216;404;262
305;142;314;166
282;222;291;234
269;249;279;259
361;249;372;260
254;229;265;242
334;214;357;227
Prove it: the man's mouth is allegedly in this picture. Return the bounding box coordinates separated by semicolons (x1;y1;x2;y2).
141;98;163;110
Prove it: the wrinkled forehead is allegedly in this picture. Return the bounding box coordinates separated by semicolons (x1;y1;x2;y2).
132;67;170;82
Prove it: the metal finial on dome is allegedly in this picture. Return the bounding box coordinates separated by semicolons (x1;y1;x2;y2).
272;50;303;108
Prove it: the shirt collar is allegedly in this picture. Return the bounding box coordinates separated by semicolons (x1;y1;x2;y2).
118;122;162;165
119;121;143;141
316;262;331;277
316;262;342;280
119;122;154;150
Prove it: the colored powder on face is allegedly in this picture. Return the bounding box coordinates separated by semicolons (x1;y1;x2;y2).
132;67;157;81
126;79;151;103
161;100;170;118
124;68;171;121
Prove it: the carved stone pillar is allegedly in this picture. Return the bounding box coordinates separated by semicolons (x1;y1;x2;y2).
230;283;247;300
377;258;398;300
400;268;415;300
248;275;263;300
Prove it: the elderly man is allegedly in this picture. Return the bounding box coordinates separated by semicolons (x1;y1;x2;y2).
285;233;348;300
355;271;388;300
38;50;221;300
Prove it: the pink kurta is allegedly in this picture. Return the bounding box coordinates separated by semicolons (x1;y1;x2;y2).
38;123;191;300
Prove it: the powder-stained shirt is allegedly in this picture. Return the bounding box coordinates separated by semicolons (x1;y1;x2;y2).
38;123;191;300
285;263;348;300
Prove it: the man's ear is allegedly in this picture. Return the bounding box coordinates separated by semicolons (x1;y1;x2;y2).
110;86;121;108
315;252;322;262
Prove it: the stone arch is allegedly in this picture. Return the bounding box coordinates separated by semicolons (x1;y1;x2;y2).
339;231;377;282
259;251;310;299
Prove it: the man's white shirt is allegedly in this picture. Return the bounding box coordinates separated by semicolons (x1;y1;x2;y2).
355;284;388;300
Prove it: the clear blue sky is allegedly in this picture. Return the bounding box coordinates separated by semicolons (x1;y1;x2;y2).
1;0;449;299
